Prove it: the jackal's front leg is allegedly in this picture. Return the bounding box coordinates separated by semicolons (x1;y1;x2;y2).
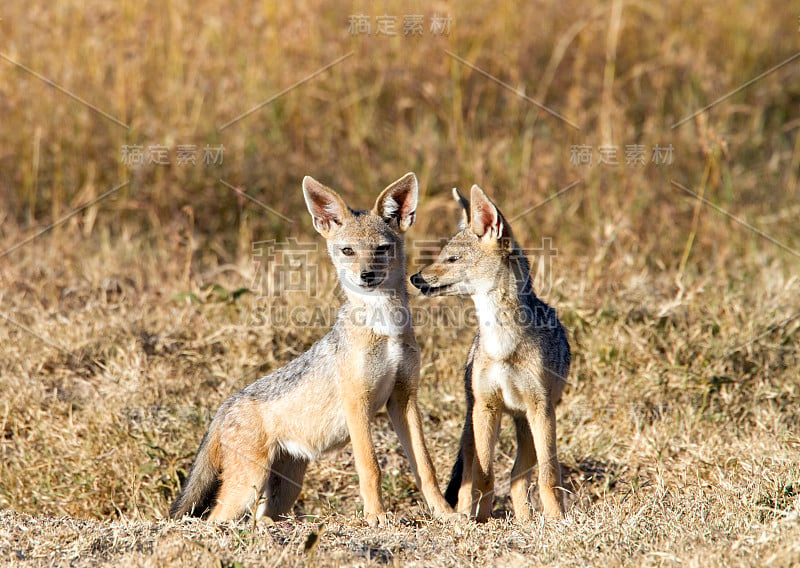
387;382;452;517
510;416;535;522
528;399;564;518
471;400;501;522
342;394;386;526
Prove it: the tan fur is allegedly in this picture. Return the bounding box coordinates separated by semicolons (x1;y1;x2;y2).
170;173;451;525
411;184;571;522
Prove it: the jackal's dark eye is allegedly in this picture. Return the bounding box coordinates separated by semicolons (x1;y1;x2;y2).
341;247;355;256
376;244;392;256
446;255;461;263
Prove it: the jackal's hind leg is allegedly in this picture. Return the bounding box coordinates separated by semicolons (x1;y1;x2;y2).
207;442;272;521
452;409;476;516
257;454;308;520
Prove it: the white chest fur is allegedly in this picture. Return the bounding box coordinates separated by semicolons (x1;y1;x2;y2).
472;294;520;360
479;360;526;413
346;294;413;413
371;337;404;411
358;293;410;338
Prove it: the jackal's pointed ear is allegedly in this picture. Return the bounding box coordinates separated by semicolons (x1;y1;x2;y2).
302;176;350;237
452;188;470;230
470;184;505;240
373;172;418;232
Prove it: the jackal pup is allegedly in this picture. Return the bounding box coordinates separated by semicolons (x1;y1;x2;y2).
411;184;570;521
170;173;451;525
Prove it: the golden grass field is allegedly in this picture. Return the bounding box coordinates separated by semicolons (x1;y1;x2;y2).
1;0;799;566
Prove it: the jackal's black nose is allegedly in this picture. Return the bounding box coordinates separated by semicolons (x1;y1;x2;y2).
361;270;378;285
410;272;425;289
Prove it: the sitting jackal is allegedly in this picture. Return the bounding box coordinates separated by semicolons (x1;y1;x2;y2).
411;184;570;521
170;173;452;525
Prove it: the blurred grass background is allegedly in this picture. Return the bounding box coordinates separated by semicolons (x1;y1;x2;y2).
0;2;799;563
1;0;797;269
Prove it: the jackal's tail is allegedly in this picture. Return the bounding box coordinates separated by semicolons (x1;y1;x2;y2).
169;425;222;519
444;449;464;507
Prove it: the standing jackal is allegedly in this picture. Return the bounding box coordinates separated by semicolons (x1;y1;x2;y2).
170;173;452;525
411;184;570;521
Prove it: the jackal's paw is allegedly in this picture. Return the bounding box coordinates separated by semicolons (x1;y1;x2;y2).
428;499;455;519
430;504;466;524
541;499;565;520
512;509;533;524
542;507;565;520
364;510;388;527
439;510;469;525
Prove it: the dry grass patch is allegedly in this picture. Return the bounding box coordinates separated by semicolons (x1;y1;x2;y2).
1;0;799;565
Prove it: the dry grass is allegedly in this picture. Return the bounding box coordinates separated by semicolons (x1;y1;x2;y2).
1;0;799;566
